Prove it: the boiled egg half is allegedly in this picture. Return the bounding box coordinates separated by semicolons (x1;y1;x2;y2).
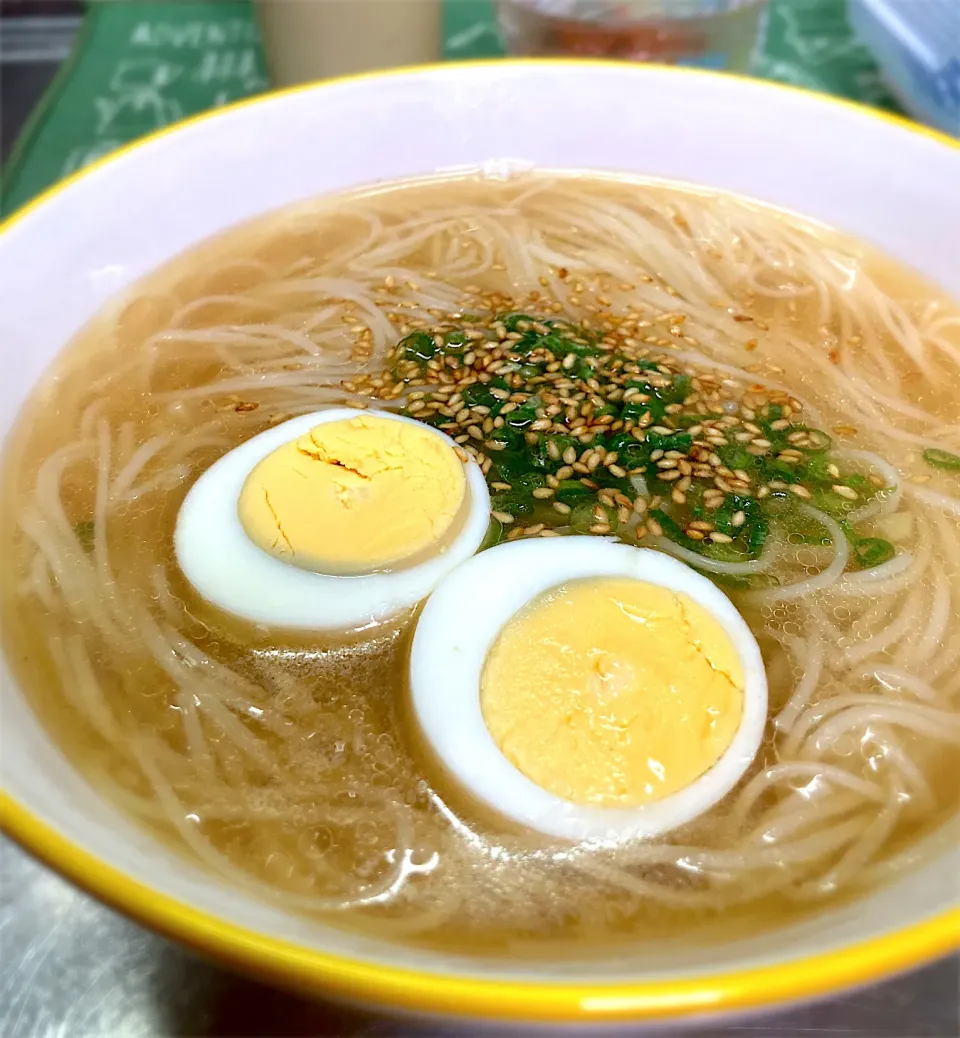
175;408;490;629
409;537;767;842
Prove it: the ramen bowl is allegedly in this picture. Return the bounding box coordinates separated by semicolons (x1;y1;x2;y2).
1;61;958;1027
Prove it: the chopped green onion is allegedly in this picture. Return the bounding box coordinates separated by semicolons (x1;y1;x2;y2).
854;537;895;569
74;520;95;553
480;518;505;550
554;480;593;505
923;448;960;471
396;331;436;362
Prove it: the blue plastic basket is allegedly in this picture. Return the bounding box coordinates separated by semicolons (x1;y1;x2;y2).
849;0;960;136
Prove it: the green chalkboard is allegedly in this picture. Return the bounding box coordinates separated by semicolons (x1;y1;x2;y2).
2;0;897;217
2;1;269;215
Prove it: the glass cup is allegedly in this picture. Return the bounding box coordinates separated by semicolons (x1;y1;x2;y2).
255;0;442;88
498;0;769;72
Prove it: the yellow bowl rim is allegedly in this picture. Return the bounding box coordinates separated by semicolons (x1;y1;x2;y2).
1;58;958;1023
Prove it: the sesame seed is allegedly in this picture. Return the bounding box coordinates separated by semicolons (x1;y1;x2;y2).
533;487;555;499
788;485;812;499
709;532;733;544
492;511;514;523
553;501;572;515
832;485;858;500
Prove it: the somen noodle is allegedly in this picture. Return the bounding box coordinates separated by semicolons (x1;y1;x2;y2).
2;172;958;955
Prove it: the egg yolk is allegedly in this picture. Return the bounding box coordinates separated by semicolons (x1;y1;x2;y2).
237;415;466;574
480;577;745;808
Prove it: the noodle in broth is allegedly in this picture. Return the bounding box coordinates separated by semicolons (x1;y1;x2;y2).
2;173;959;955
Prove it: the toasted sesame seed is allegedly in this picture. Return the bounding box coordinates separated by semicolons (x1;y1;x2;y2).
589;523;611;534
658;469;682;481
788;485;813;499
492;511;514;523
685;529;706;541
832;484;858;500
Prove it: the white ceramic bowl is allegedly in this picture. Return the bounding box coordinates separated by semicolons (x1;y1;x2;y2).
1;61;958;1027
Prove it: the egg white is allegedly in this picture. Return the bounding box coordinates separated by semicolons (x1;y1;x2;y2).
175;408;490;630
409;537;768;843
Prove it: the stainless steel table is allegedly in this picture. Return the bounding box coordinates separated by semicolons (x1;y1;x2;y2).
2;835;957;1037
1;11;957;1037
